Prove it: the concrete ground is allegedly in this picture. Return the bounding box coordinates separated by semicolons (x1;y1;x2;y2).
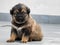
0;21;60;45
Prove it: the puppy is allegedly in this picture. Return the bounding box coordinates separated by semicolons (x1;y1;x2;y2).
7;3;43;43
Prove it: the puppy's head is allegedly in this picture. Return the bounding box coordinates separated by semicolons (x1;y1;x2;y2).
10;3;30;24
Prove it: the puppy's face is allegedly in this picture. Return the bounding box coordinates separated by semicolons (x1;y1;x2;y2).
10;3;30;24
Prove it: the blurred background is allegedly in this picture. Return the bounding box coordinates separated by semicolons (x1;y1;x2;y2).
0;0;60;15
0;0;60;24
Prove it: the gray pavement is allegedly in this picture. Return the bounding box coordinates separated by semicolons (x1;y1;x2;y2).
0;21;60;45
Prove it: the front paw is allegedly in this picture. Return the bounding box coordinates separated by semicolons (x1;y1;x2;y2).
6;39;15;42
21;40;28;43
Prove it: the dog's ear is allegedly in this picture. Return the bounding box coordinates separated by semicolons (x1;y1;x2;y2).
10;9;14;15
26;7;30;14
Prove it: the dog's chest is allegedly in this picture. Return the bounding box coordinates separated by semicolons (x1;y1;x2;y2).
17;30;22;38
12;24;23;37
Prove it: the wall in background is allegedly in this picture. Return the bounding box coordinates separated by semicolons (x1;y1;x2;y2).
0;0;60;15
0;13;60;24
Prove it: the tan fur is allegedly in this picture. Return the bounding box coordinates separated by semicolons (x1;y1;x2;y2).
7;15;43;42
28;15;43;41
14;9;19;14
7;32;17;42
7;3;43;43
21;33;29;43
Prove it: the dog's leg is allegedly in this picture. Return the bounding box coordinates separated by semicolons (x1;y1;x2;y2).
7;28;17;42
30;24;43;41
21;27;31;43
7;32;17;42
21;33;29;43
36;24;43;41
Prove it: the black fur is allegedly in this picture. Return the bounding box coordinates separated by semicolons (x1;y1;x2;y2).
21;27;31;36
12;20;28;27
10;3;30;15
10;3;31;41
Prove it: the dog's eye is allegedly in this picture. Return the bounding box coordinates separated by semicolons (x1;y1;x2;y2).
14;13;17;15
13;13;18;16
22;12;27;14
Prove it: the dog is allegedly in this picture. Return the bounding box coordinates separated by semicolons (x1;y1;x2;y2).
7;3;43;43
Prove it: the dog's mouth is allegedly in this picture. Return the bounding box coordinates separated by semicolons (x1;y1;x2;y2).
16;17;25;23
16;17;24;22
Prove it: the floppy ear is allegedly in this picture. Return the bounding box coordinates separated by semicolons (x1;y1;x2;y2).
10;9;14;15
26;7;30;14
